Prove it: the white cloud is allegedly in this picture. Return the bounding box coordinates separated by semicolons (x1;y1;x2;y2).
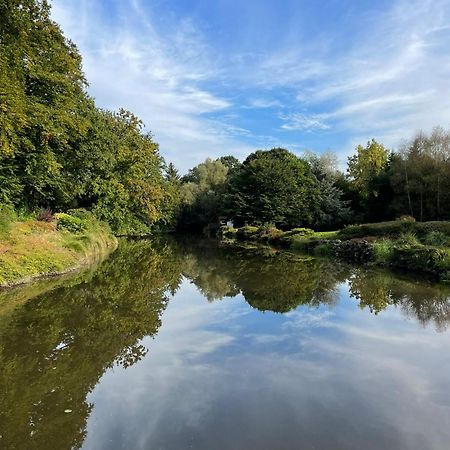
51;0;253;172
51;0;450;167
280;113;330;131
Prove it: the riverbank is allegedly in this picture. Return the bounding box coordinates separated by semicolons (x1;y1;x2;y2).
221;220;450;281
0;209;117;288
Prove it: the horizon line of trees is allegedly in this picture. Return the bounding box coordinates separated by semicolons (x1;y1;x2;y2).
176;126;450;232
2;1;450;236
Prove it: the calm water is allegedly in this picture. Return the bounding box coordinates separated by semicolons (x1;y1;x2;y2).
1;238;450;450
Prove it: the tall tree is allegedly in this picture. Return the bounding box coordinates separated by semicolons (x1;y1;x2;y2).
228;148;320;228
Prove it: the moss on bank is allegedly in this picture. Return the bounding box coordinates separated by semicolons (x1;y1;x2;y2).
221;221;450;281
0;209;117;287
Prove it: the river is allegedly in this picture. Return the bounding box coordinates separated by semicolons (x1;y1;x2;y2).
1;237;450;449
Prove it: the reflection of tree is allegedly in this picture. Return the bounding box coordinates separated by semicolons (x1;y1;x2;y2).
0;239;182;450
348;268;450;331
176;238;348;312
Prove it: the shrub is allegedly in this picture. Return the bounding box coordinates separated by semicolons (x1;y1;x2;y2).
396;215;416;222
395;232;421;248
415;221;450;237
236;226;259;240
220;226;237;239
256;224;284;243
423;231;449;247
334;239;373;263
36;208;54;222
55;213;87;233
390;246;450;277
338;221;416;239
283;227;314;237
373;239;393;263
314;243;334;256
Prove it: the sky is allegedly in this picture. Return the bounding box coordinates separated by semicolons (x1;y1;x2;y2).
51;0;450;172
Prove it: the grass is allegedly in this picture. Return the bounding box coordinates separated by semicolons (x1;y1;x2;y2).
0;210;117;287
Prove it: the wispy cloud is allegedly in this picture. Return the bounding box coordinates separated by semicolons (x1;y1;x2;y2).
51;0;450;168
280;113;330;131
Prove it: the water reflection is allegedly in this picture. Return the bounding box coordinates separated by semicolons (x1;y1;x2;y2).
1;237;450;449
0;240;181;450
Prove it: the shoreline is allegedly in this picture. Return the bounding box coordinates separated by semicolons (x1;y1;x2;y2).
0;213;118;289
221;222;450;282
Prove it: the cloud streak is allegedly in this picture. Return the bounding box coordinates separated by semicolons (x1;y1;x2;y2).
51;0;450;169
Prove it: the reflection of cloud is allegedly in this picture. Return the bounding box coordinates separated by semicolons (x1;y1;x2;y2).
83;279;450;450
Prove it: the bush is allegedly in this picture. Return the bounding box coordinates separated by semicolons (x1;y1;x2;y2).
373;239;393;263
36;208;54;222
256;224;284;243
283;227;314;237
396;215;416;222
236;226;259;240
395;232;421;248
55;213;87;233
423;231;449;247
338;221;416;240
415;221;450;237
314;243;334;256
390;246;450;277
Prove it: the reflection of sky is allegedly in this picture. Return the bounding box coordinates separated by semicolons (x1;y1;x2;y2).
82;280;450;450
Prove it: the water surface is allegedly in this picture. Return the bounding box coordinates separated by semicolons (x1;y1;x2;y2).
1;237;450;450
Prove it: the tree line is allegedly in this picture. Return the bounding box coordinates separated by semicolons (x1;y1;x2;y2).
177;129;450;232
1;1;450;235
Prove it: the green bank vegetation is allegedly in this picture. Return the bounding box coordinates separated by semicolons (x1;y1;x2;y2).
222;219;450;280
0;206;116;287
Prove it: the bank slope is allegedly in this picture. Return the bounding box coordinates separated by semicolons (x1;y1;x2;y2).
0;210;117;287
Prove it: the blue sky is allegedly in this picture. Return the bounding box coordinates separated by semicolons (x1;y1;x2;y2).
51;0;450;172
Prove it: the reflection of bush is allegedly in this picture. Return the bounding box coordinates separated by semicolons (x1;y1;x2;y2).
348;268;450;330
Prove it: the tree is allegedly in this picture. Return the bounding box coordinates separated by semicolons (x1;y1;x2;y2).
304;152;351;228
228;148;320;228
165;162;180;182
390;127;450;221
346;139;393;221
178;158;229;231
218;155;241;175
347;139;390;199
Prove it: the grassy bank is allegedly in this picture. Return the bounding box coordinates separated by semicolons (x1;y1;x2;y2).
0;208;117;287
222;221;450;281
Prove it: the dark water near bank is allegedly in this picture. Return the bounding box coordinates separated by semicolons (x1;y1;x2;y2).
1;238;450;450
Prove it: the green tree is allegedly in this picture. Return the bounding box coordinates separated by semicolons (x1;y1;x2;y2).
228;148;320;228
347;139;390;199
179;158;229;231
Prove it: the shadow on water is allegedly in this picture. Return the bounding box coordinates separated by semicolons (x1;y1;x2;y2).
1;235;450;448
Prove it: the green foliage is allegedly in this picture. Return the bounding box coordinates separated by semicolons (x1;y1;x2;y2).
0;1;178;235
372;240;394;264
424;231;449;247
390;127;450;221
178;158;229;231
347;139;390;199
283;227;314;237
395;232;421;248
55;213;86;233
228;148;321;229
313;243;334;257
338;220;416;239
